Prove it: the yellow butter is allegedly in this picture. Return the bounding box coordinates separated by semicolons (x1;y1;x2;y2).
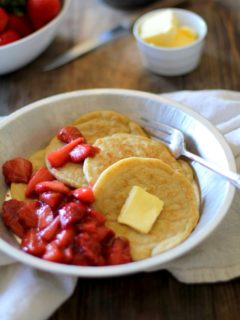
140;10;198;48
118;186;164;234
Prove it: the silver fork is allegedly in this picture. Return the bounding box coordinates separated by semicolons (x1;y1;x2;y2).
140;118;240;189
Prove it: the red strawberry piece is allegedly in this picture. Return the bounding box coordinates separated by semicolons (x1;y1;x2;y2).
75;233;105;266
40;215;61;242
71;249;89;266
0;8;8;33
21;229;46;256
47;137;85;168
27;0;61;30
88;208;106;224
2;157;32;185
39;191;63;208
63;247;74;264
2;199;25;238
69;144;100;163
0;30;20;46
77;219;97;233
35;180;71;195
55;228;75;248
72;186;95;203
105;237;132;265
94;226;115;244
37;203;54;230
25;166;55;198
18;201;39;228
8;14;33;37
59;202;87;229
42;241;65;263
57;126;85;143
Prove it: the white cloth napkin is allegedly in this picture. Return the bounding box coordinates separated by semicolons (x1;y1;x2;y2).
0;90;239;320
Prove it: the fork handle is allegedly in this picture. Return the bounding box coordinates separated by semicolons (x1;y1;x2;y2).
183;149;240;189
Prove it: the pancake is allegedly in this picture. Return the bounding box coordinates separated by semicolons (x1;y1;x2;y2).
45;111;147;188
72;110;147;142
84;133;189;185
93;157;199;261
10;149;46;201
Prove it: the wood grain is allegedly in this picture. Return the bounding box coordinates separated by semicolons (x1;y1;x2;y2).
1;0;240;319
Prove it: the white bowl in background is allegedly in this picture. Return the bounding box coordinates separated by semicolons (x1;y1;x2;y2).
133;8;208;76
0;89;236;277
0;0;71;75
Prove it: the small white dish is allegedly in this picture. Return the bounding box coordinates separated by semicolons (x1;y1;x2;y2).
0;89;236;277
0;0;71;75
133;8;208;76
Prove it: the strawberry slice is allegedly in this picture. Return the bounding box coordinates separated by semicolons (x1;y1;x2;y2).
37;203;54;230
47;137;84;168
71;249;89;266
25;166;55;198
57;126;85;143
40;216;61;242
75;232;105;266
39;191;63;208
88;208;106;224
72;186;95;203
21;229;46;256
69;144;100;163
35;180;71;195
18;201;39;228
0;8;8;33
105;237;132;265
2;199;25;238
55;229;75;248
63;247;74;264
42;242;65;263
2;157;32;185
59;202;87;229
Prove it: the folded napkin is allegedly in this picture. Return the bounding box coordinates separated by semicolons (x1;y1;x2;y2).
0;90;239;320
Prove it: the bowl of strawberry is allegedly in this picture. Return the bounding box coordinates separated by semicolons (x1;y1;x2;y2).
0;0;71;74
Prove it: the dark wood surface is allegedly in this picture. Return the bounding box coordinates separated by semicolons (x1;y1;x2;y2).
1;0;240;319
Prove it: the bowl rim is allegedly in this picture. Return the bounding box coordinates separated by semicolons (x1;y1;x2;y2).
0;88;236;277
0;0;72;51
133;7;208;52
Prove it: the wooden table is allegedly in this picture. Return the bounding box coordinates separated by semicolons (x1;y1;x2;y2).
1;0;240;319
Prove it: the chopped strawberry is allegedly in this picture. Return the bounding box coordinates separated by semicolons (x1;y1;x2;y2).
42;241;65;263
105;237;132;265
21;229;46;256
25;166;55;198
72;186;95;203
47;137;84;168
2;157;32;185
0;8;8;33
94;226;115;244
75;233;105;266
88;208;106;224
18;201;39;228
40;216;61;242
55;228;75;248
37;203;54;230
0;29;20;46
39;191;63;208
57;126;85;143
63;247;74;264
71;249;89;266
2;199;25;238
8;14;33;37
69;144;100;163
35;180;71;195
59;202;87;229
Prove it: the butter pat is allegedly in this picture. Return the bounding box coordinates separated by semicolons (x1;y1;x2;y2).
139;10;198;48
118;186;164;234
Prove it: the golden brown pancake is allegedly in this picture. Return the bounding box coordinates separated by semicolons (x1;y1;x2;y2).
84;133;189;185
93;157;199;261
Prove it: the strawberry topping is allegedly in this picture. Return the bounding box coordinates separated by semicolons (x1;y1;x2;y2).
57;126;85;143
2;157;32;185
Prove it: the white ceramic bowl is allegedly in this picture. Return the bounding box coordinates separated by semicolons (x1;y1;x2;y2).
133;8;208;76
0;89;236;277
0;0;71;75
